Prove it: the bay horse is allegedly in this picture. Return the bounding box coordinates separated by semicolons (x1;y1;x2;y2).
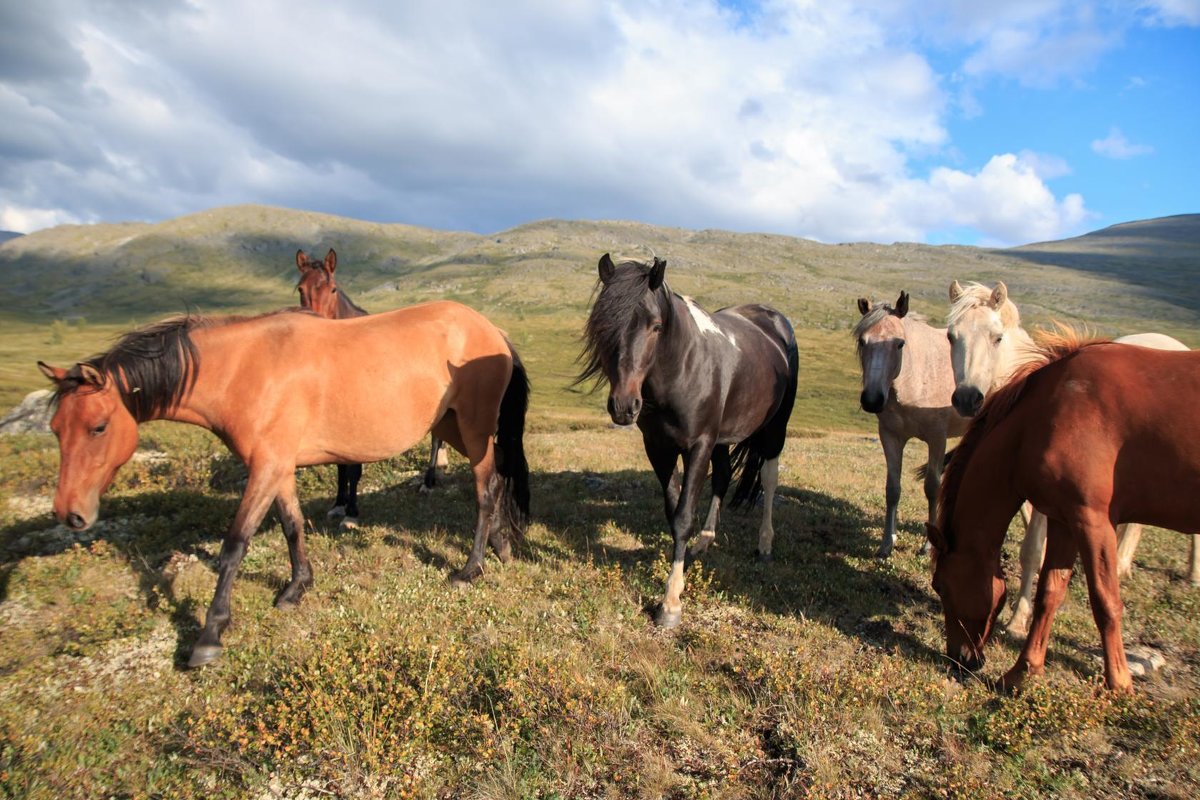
927;328;1200;693
578;254;798;628
854;292;968;558
38;302;530;668
296;249;447;528
945;280;1199;636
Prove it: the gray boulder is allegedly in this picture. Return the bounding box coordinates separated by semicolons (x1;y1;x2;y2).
0;390;53;435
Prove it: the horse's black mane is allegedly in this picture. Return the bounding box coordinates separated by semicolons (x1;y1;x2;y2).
52;308;311;421
576;259;674;390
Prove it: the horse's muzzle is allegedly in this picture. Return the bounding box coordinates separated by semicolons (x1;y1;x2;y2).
64;511;90;530
952;386;984;417
607;394;642;426
953;644;985;673
860;389;886;414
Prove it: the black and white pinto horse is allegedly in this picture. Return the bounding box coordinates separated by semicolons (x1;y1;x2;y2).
579;254;799;627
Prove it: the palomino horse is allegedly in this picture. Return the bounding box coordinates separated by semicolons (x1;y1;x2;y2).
927;329;1200;693
946;280;1199;636
854;292;968;558
38;302;530;667
296;248;446;526
579;254;798;628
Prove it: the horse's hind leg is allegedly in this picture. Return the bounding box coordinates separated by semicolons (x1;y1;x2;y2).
690;445;731;559
274;471;314;608
1115;523;1141;578
451;440;501;585
1007;507;1047;637
189;465;286;668
757;457;780;562
1189;535;1200;586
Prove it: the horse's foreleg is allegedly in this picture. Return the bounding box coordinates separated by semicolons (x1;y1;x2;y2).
878;429;905;558
644;436;681;521
656;439;714;628
1000;518;1077;694
340;463;363;529
1112;523;1141;579
691;446;731;560
757;457;780;561
189;466;283;668
327;464;349;519
1006;509;1047;637
1075;514;1133;692
920;436;948;557
274;471;314;608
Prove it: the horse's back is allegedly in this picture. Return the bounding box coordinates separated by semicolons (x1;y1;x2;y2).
1114;332;1190;352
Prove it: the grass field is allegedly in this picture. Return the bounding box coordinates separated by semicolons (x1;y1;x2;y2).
1;209;1199;798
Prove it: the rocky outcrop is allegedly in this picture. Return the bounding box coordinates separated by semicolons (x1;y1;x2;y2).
0;389;53;434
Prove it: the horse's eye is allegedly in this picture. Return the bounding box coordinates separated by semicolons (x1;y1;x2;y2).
993;334;1004;345
652;323;663;333
331;287;338;294
91;422;108;437
896;340;905;350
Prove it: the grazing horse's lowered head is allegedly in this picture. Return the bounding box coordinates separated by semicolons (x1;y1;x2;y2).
926;523;1008;673
579;253;670;426
854;291;910;414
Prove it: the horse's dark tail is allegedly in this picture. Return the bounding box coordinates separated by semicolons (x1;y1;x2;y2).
730;334;799;510
912;446;957;482
496;344;531;541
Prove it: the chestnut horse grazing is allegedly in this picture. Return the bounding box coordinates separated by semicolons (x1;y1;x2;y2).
945;280;1199;636
579;254;798;628
296;248;446;526
927;329;1200;693
38;302;530;667
854;292;968;557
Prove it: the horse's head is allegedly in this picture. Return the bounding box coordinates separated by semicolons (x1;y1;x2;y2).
296;249;340;319
37;361;139;531
580;253;669;426
854;291;909;414
947;280;1016;417
926;523;1007;674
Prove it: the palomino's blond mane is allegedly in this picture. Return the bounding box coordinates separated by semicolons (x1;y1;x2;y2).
947;282;1021;330
935;324;1108;548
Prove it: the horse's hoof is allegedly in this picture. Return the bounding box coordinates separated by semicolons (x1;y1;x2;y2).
757;550;773;564
326;505;347;520
450;564;483;587
653;606;682;629
417;483;433;495
339;516;359;530
275;579;311;610
187;644;223;669
875;545;894;560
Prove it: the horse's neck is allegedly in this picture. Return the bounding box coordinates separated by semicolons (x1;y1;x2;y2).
994;324;1034;390
337;291;367;319
644;293;706;402
949;424;1026;559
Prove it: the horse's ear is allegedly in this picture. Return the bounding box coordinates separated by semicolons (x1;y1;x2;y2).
78;363;104;386
296;250;310;272
894;291;910;319
38;361;68;384
648;257;667;291
949;280;963;302
990;281;1008;308
857;297;871;316
324;249;337;274
925;522;947;553
598;253;615;284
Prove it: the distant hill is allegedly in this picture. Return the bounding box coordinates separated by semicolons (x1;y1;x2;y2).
1;205;1197;338
0;231;21;244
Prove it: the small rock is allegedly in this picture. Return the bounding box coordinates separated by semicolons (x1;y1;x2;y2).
1125;646;1167;678
0;390;53;435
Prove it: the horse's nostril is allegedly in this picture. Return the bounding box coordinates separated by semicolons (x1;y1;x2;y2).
631;397;642;415
66;512;86;530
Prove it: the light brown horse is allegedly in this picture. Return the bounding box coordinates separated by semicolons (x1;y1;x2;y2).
296;248;446;527
927;328;1200;693
945;280;1199;636
854;292;968;557
38;302;530;668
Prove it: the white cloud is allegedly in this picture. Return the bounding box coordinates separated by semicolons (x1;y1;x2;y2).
2;0;1179;245
1139;0;1200;26
1;204;80;233
1091;127;1155;159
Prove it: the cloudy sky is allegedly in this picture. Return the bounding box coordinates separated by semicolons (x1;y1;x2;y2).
1;1;1197;246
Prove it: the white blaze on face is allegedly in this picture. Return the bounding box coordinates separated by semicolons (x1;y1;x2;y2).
684;297;735;347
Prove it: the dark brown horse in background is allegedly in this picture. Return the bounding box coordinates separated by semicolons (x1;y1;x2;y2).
296;249;446;528
927;329;1200;693
579;254;798;628
39;302;530;667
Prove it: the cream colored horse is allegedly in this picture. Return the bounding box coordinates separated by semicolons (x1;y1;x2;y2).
946;280;1200;635
855;292;969;557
